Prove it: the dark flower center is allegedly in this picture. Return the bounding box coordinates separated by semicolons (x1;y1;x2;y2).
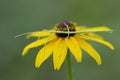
54;21;76;38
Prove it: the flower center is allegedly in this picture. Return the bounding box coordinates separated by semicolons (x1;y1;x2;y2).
54;21;76;38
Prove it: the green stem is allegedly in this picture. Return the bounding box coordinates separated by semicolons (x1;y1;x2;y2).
67;52;73;80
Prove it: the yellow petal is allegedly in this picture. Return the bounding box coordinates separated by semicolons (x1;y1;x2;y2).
76;26;86;31
53;39;67;70
35;40;56;68
81;35;114;50
53;38;62;69
76;38;101;65
86;26;112;32
66;37;82;62
22;35;56;56
86;33;103;40
27;31;51;38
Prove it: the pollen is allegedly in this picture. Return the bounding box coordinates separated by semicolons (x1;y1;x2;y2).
54;21;76;37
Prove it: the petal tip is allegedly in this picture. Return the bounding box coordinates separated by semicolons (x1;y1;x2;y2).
76;59;82;63
56;68;60;71
22;53;25;56
96;60;102;65
35;64;40;69
97;62;102;65
22;51;26;56
111;46;115;50
22;49;28;56
54;67;57;70
107;43;114;50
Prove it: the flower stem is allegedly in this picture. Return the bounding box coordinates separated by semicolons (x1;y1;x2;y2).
67;52;73;80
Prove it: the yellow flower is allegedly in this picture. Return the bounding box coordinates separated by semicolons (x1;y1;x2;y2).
22;21;114;70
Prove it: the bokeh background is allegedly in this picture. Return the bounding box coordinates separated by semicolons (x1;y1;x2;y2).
0;0;120;80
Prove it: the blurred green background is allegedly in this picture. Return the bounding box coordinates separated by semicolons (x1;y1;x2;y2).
0;0;120;80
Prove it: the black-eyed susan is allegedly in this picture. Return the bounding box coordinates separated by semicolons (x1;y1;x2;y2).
21;21;114;70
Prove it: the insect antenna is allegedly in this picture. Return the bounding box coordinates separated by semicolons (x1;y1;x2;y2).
14;31;40;38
